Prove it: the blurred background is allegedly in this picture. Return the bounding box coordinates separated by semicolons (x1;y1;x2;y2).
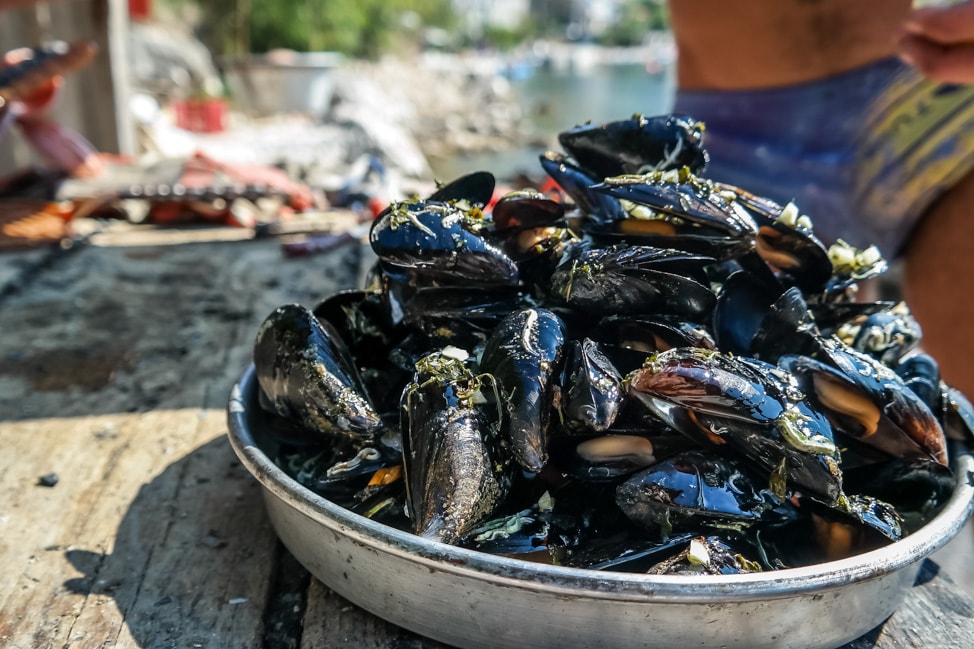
0;0;676;194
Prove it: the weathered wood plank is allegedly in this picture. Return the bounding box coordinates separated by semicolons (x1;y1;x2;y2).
0;410;277;649
1;234;972;649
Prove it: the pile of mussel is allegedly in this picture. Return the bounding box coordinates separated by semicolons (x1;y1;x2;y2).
252;113;973;575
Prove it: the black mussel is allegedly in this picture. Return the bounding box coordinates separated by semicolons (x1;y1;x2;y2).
504;226;582;295
557;114;709;178
427;169;496;205
713;272;823;363
760;494;901;566
586;168;758;261
491;189;567;232
627;348;791;425
548;245;717;321
370;198;519;286
943;384;974;445
627;349;843;502
312;288;403;377
843;458;954;532
593;168;757;240
556;338;624;435
647;535;763;575
781;344;949;466
310;287;411;427
838;303;922;366
895;352;942;414
539;151;627;222
616;450;780;539
599;315;716;354
401;286;528;351
807;300;899;337
718;186;832;293
400;349;512;544
254;303;383;442
480;307;567;473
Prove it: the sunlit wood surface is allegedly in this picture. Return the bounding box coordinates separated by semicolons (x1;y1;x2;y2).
0;231;971;649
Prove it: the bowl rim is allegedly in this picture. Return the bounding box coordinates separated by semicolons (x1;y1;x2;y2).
227;363;974;603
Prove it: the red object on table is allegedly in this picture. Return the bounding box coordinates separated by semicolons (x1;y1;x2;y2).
173;98;226;133
129;0;152;21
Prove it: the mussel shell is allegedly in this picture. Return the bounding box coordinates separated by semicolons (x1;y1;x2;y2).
549;245;717;320
491;189;567;232
370;199;519;286
401;286;528;345
539;151;627;221
427;170;496;205
842;458;954;533
557;114;709;178
556;338;624;435
713;272;822;363
598;315;716;355
628;348;789;424
479;307;567;473
253;303;383;441
615;450;780;538
895;353;941;414
943;383;974;444
781;347;949;465
400;352;512;544
592;173;757;237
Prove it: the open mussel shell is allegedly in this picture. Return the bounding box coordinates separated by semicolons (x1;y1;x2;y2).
713;271;822;362
591;170;757;237
539;151;626;221
491;189;567;232
781;345;949;466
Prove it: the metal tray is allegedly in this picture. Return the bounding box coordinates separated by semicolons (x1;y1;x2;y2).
227;364;974;649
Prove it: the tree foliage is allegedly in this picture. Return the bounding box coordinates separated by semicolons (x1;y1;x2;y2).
190;0;456;60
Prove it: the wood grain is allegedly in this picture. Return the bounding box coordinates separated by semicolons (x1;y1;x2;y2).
0;233;971;649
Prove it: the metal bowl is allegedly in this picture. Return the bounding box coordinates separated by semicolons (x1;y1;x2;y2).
227;364;974;649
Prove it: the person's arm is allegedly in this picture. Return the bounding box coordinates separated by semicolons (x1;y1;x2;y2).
899;0;974;83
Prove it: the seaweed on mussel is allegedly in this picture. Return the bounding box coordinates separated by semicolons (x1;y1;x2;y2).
400;348;513;544
370;197;519;286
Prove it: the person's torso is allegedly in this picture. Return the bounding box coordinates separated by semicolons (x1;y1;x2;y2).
669;0;914;90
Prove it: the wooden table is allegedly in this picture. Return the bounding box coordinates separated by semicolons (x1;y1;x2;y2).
1;230;972;649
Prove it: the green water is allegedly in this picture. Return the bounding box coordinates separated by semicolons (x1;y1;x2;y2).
429;62;677;182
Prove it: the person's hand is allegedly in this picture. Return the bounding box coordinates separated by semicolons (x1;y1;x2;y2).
899;1;974;83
